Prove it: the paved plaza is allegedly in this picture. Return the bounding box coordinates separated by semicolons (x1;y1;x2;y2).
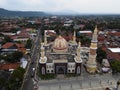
37;74;118;90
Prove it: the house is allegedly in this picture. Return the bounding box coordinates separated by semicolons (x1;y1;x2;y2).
20;58;28;69
11;30;30;42
107;48;120;61
1;42;25;52
0;63;20;72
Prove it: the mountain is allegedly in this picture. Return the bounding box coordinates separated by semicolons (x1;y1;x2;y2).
49;10;80;15
0;8;47;17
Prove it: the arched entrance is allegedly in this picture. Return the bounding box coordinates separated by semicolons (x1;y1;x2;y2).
56;66;65;74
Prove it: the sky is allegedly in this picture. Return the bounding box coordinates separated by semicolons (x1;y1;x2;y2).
0;0;120;14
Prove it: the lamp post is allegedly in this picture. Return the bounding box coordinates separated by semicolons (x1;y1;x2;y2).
116;79;120;90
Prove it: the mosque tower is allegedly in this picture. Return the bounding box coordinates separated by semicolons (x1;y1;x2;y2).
86;26;98;73
39;42;47;63
44;31;47;46
39;43;47;74
74;41;82;75
73;30;76;42
70;30;77;45
74;41;82;63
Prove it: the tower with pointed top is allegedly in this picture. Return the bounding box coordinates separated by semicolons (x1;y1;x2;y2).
86;26;98;73
73;30;76;42
39;43;47;64
44;30;47;46
74;41;82;63
71;30;77;45
74;41;82;75
39;42;47;75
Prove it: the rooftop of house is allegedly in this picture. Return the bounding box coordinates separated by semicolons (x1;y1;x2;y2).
0;63;20;70
108;48;120;53
2;42;24;49
2;42;14;49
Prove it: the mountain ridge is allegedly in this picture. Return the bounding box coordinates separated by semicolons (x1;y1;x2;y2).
0;8;47;17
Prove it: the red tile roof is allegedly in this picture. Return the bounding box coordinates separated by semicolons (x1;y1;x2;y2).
2;42;24;49
109;32;120;36
2;42;14;49
18;48;26;52
107;50;120;60
0;63;20;70
98;36;105;41
16;43;24;48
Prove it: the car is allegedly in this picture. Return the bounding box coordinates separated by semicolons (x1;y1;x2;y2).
32;68;35;71
31;68;35;77
31;71;35;77
31;61;34;64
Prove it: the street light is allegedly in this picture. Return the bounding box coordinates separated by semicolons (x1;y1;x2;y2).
99;80;101;85
89;80;91;88
80;82;82;89
59;84;61;90
116;79;120;90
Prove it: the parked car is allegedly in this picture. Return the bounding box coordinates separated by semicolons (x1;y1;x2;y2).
31;68;35;77
31;61;34;64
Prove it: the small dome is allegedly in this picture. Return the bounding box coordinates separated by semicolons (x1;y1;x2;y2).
53;35;68;53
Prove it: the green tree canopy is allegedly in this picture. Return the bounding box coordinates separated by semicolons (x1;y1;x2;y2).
25;39;32;49
11;67;25;81
2;51;23;63
97;47;107;64
6;67;25;90
1;35;11;45
110;60;120;73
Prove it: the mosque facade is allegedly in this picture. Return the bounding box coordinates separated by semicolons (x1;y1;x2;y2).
39;26;98;75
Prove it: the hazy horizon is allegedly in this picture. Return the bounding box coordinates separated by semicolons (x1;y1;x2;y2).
0;0;120;14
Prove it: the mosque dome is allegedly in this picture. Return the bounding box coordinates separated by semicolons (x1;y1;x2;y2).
53;35;68;53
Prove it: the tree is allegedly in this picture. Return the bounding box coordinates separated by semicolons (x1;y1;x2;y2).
0;77;6;88
97;47;107;64
6;67;25;90
11;28;20;33
11;67;25;81
1;35;11;44
25;39;32;49
110;60;120;73
77;34;91;45
12;51;23;62
3;51;23;63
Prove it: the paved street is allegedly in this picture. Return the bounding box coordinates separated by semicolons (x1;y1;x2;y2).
21;27;42;90
38;74;118;90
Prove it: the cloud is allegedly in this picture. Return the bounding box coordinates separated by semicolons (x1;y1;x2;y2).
0;0;120;13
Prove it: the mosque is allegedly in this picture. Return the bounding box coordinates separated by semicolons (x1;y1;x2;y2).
39;26;98;75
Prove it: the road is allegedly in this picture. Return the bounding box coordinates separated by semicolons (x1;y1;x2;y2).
38;73;119;90
38;64;120;90
21;26;42;90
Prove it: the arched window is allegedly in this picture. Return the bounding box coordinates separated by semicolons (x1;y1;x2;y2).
77;66;80;74
68;70;70;73
72;70;75;73
51;70;53;73
47;70;49;73
42;67;45;75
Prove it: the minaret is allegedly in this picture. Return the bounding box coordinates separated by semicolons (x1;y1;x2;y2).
74;41;82;75
44;30;47;46
74;41;82;63
86;25;98;73
39;43;47;64
73;30;76;42
71;30;77;45
41;43;45;57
